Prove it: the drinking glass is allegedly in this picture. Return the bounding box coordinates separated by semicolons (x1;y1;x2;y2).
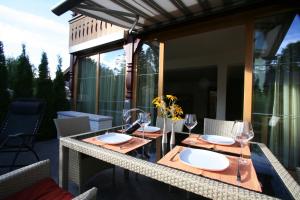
138;112;151;159
138;112;151;139
122;109;131;133
184;114;198;135
233;121;254;165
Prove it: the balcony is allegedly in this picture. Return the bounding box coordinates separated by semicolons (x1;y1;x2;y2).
69;15;125;51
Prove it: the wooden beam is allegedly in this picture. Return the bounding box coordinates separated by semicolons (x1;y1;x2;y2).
243;20;254;122
158;42;165;97
73;57;79;110
95;54;100;114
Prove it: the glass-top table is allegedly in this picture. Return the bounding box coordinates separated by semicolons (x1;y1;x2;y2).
59;126;300;199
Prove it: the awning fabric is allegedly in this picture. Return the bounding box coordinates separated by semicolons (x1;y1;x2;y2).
52;0;266;33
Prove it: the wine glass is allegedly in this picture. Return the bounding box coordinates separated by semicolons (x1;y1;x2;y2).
138;112;151;159
233;121;254;165
122;109;131;133
138;112;151;138
184;114;198;135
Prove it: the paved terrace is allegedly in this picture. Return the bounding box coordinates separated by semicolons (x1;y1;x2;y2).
0;139;206;200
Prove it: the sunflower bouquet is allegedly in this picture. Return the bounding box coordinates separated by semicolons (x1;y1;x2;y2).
152;95;183;121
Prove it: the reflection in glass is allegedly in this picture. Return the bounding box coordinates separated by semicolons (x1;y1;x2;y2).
136;42;159;125
76;55;97;113
99;49;126;126
253;13;300;168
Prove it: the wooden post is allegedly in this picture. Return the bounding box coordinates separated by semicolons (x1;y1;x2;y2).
123;35;141;101
243;21;254;122
158;42;165;97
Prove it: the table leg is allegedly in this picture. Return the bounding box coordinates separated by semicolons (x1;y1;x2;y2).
59;143;69;190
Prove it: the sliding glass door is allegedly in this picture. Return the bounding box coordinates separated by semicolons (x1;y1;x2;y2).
136;42;159;124
98;49;126;126
76;55;97;113
252;13;300;168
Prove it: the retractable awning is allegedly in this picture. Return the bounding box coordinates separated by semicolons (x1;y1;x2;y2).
52;0;266;33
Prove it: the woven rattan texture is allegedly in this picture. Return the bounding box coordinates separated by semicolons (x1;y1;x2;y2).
60;137;278;200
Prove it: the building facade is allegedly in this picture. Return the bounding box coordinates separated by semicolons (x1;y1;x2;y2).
53;0;300;169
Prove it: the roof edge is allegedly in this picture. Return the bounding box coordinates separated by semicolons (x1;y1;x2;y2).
51;0;84;15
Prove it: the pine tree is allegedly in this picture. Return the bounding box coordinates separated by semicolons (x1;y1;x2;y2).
36;52;55;139
14;44;33;98
53;55;69;113
0;41;10;122
36;52;52;99
6;57;18;90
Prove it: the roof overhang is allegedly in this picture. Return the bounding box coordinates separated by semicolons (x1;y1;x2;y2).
52;0;274;34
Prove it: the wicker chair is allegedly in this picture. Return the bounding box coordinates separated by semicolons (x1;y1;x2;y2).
0;159;97;200
203;118;237;137
54;116;115;193
156;116;185;132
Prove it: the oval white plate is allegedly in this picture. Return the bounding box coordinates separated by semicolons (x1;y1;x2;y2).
138;126;160;133
179;148;229;171
200;135;235;146
96;132;132;144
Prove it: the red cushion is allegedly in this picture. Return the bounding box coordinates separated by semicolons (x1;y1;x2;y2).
4;177;73;200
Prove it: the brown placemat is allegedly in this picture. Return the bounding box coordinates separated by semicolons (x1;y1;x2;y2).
182;134;251;157
158;146;261;192
82;135;151;154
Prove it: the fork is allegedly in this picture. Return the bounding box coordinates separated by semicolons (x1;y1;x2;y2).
170;147;182;161
237;157;241;184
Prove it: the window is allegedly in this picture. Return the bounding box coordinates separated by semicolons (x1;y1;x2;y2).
136;42;159;124
253;13;300;168
98;49;126;126
76;55;97;113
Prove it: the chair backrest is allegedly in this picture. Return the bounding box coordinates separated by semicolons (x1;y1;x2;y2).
54;116;91;137
156;116;184;133
0;99;45;140
203;118;236;137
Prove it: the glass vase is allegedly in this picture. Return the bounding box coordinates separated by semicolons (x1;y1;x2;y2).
170;121;175;149
162;117;168;144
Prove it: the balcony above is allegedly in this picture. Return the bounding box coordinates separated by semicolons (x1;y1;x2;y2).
69;15;126;53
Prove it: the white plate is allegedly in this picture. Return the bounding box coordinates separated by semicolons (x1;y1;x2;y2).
96;132;132;144
179;148;229;171
200;135;235;146
138;126;160;133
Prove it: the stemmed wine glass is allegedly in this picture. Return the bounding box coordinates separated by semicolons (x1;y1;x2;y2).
138;112;151;139
122;109;131;133
138;112;151;159
233;121;254;165
184;114;198;135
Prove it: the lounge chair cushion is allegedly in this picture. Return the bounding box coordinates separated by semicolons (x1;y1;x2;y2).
4;177;73;200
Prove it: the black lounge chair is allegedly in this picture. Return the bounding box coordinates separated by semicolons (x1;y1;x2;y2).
0;99;45;171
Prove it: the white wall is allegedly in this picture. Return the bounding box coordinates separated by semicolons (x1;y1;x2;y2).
164;26;245;119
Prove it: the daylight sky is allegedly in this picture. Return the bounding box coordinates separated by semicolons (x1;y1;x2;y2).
0;0;71;78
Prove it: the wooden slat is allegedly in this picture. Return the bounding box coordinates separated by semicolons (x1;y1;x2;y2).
243;20;254;122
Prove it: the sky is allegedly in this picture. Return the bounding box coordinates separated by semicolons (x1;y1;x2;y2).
0;0;71;79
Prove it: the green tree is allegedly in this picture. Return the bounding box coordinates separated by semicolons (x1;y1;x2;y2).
14;44;33;98
53;55;69;113
0;41;10;122
36;52;55;139
6;57;18;90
